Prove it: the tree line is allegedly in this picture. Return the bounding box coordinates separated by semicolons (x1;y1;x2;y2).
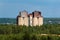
0;24;60;40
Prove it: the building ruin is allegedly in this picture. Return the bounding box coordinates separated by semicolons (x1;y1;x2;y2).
17;10;43;26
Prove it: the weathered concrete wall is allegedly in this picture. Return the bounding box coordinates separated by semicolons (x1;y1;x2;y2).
38;17;43;26
23;17;28;26
33;17;38;26
32;17;43;26
18;17;24;25
29;16;33;26
17;16;43;26
18;17;28;26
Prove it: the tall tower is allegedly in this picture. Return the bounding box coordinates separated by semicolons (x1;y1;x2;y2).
17;10;28;26
32;11;43;26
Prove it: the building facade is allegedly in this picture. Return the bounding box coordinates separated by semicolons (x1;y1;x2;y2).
17;10;43;26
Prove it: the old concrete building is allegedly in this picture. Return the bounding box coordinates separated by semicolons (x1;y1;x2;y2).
17;10;28;26
17;10;43;26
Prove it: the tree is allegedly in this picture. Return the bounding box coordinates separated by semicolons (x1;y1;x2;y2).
23;31;30;40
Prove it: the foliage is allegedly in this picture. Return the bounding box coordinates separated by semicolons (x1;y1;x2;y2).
0;24;60;40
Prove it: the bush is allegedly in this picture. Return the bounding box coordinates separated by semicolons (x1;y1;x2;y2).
0;24;60;40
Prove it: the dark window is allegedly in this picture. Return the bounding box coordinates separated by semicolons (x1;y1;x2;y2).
37;17;39;19
23;17;25;20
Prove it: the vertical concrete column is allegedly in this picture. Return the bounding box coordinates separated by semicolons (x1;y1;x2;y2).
18;17;24;25
24;17;28;26
29;16;33;26
38;17;43;26
33;17;38;26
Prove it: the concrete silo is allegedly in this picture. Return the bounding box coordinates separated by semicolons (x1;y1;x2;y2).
17;10;28;26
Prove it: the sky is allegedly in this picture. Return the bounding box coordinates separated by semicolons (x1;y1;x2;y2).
0;0;60;18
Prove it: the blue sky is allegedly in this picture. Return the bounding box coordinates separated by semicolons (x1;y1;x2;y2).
0;0;60;18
